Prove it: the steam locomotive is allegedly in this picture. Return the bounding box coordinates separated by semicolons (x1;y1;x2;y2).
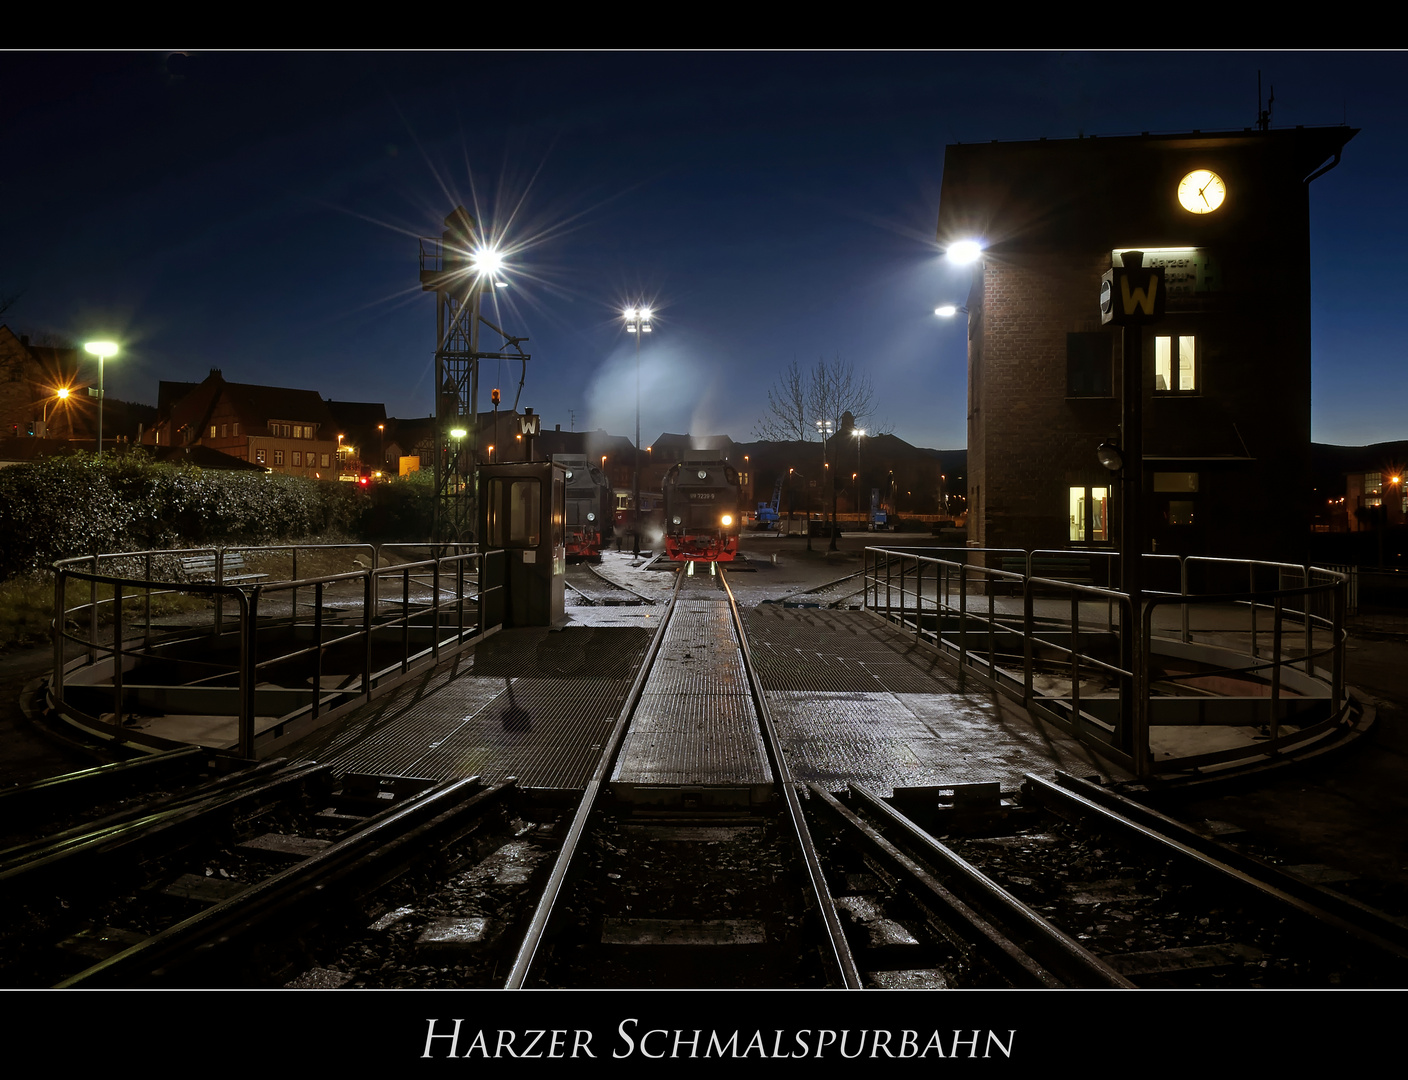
553;454;614;562
662;456;742;562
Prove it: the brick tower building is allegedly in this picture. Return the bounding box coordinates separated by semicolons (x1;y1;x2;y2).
937;126;1356;563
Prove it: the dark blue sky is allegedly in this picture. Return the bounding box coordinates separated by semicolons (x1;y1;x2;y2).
3;51;1401;449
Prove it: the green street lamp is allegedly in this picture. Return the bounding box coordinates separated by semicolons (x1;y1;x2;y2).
84;341;118;455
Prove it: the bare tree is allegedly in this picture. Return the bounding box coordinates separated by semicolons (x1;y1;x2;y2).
753;358;810;442
754;356;875;441
807;355;875;434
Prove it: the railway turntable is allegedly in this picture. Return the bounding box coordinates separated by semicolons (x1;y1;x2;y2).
608;571;773;806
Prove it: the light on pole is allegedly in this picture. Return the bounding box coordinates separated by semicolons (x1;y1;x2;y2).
43;386;71;436
624;305;653;555
852;427;865;526
84;341;118;455
816;418;836;551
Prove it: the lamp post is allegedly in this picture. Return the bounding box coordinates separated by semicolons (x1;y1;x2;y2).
624;305;653;555
84;341;118;455
852;427;865;527
816;419;836;551
43;386;71;437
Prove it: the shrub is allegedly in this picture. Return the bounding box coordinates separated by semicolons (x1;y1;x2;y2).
0;452;435;581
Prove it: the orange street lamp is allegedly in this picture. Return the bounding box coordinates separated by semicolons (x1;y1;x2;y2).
84;341;118;454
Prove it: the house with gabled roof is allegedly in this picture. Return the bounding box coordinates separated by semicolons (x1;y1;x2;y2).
145;369;341;478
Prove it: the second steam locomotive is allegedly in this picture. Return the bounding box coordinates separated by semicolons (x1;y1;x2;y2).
554;454;614;562
662;455;742;562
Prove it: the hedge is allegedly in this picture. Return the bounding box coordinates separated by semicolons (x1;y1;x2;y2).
0;453;435;581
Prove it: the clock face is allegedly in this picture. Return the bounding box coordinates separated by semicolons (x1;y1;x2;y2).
1178;169;1226;214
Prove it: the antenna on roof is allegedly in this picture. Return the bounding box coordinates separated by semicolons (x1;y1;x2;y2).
1257;71;1274;132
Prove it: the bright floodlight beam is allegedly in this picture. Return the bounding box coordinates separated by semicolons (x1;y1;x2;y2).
84;341;118;455
946;239;983;265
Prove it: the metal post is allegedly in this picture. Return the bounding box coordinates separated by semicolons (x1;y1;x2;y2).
1270;596;1283;740
312;581;324;721
1118;309;1144;758
52;568;65;706
1250;562;1258;658
432;557;442;661
239;588;259;760
1303;564;1314;675
112;583;123;734
1070;588;1081;736
633;327;641;557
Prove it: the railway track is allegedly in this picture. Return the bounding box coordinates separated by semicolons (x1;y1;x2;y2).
824;771;1408;988
0;758;566;988
564;562;660;606
504;564;860;988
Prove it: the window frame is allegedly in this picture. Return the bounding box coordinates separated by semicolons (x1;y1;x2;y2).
1154;333;1198;394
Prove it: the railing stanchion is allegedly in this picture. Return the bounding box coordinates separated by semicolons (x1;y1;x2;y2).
312;580;324;721
112;583;124;734
1270;595;1283;740
1070;586;1081;736
240;588;258;760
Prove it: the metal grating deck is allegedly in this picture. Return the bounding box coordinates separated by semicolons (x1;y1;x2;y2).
290;626;652;790
742;605;1113;795
611;577;772;790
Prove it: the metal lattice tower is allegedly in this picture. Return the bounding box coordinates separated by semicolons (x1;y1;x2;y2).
419;206;530;545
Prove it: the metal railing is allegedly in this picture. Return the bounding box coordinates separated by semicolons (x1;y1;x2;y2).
51;543;500;760
864;546;1348;781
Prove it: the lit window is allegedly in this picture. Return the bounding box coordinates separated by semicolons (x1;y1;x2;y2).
321;453;330;467
255;448;266;464
1069;486;1110;542
209;425;217;438
1154;335;1196;392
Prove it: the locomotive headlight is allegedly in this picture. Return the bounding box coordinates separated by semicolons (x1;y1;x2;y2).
672;516;682;525
587;512;595;522
565;470;574;480
697;470;708;480
720;514;734;527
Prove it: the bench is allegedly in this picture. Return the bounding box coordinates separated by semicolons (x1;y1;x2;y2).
177;552;269;585
998;556;1095;585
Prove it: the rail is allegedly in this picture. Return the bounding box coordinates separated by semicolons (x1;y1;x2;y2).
50;543;502;760
863;546;1348;782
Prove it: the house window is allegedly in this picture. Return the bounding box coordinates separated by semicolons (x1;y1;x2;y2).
233;423;239;436
1069;486;1110;543
274;450;284;466
255;448;266;464
210;425;217;438
1154;335;1197;392
321;453;330;467
1067;332;1112;397
292;451;302;467
220;423;228;438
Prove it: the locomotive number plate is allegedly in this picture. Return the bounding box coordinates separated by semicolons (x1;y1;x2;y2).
688;492;716;500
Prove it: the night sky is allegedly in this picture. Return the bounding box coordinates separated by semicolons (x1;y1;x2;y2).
3;51;1402;450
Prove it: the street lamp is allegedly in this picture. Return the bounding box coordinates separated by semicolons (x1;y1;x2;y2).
83;341;118;454
43;386;71;436
816;419;836;551
852;427;865;527
624;305;653;555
